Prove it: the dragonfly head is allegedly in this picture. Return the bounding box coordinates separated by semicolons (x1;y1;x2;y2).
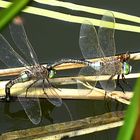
123;62;132;75
48;69;56;78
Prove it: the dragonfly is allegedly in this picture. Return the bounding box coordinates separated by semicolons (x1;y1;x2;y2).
0;17;62;124
78;11;132;95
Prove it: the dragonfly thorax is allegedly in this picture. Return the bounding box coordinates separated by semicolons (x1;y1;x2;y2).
30;65;49;79
101;59;123;75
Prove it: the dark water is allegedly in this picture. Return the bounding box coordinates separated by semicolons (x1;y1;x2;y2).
0;0;140;139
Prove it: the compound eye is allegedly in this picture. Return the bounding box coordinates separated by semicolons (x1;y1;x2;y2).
49;69;56;78
123;62;132;75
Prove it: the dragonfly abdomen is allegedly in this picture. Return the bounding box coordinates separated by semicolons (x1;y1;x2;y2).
50;59;90;68
89;61;102;71
19;71;32;82
5;71;32;101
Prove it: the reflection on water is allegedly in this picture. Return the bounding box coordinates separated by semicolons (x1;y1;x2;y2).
0;98;125;140
0;98;75;133
3;99;74;123
0;99;54;132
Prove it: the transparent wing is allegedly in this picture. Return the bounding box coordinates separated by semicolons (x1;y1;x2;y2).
100;78;116;92
0;34;29;68
98;11;116;57
18;80;42;125
77;66;98;95
43;78;62;107
9;18;39;66
79;20;103;59
99;64;116;92
98;11;116;92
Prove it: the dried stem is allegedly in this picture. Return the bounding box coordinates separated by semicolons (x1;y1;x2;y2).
0;52;139;77
0;80;132;104
0;111;124;140
49;72;139;85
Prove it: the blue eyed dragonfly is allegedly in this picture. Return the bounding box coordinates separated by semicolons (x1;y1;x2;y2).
78;11;132;95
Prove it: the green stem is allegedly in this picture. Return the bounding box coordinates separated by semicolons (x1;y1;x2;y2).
0;0;30;30
117;78;140;140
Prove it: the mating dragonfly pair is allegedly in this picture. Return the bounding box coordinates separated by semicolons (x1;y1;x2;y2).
0;11;131;124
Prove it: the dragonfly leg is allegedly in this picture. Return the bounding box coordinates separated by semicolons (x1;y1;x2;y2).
42;79;49;98
122;74;132;90
42;79;61;98
44;78;61;92
122;74;128;84
25;80;39;97
117;75;125;93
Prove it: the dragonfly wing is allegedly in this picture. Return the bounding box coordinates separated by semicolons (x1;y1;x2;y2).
99;64;116;92
98;11;116;57
9;17;39;66
18;80;42;125
0;34;28;68
79;20;102;59
43;79;62;107
77;66;98;95
98;11;116;92
99;77;116;92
